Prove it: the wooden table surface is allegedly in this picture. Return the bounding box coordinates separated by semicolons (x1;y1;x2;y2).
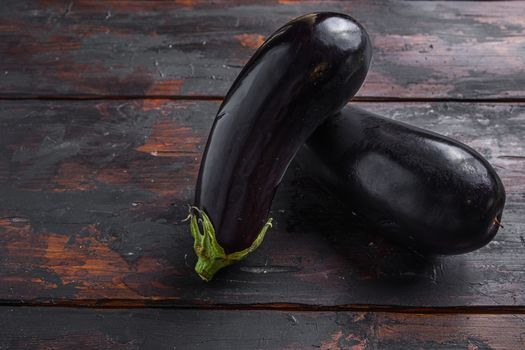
1;1;524;349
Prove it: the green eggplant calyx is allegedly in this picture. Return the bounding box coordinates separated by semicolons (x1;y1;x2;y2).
189;206;272;282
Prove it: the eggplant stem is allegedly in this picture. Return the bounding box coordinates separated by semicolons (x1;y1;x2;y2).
189;206;272;281
493;217;504;229
180;205;193;223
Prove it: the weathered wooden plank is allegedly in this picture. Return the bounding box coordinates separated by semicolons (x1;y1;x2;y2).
0;100;524;307
1;307;524;349
1;0;524;98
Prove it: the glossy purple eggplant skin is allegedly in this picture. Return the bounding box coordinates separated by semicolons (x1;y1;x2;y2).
194;13;372;254
300;106;506;254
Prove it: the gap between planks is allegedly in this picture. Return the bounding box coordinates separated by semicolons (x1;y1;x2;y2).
1;300;525;315
1;96;525;104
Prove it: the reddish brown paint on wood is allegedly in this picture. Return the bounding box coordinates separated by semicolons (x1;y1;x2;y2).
1;1;523;345
0;0;524;98
0;307;524;349
0;100;523;307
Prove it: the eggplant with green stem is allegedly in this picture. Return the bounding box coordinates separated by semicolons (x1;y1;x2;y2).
189;12;372;281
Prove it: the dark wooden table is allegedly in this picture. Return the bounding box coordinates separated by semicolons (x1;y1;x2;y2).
1;1;524;349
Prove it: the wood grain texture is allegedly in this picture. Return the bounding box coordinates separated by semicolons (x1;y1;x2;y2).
0;100;523;307
1;0;524;98
0;307;524;349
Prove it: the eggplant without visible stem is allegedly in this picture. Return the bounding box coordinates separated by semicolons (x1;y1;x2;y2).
190;13;372;281
299;106;506;254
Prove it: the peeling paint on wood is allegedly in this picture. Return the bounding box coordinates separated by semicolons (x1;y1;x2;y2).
1;0;523;345
235;33;265;49
0;100;523;307
0;307;524;349
0;1;524;98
